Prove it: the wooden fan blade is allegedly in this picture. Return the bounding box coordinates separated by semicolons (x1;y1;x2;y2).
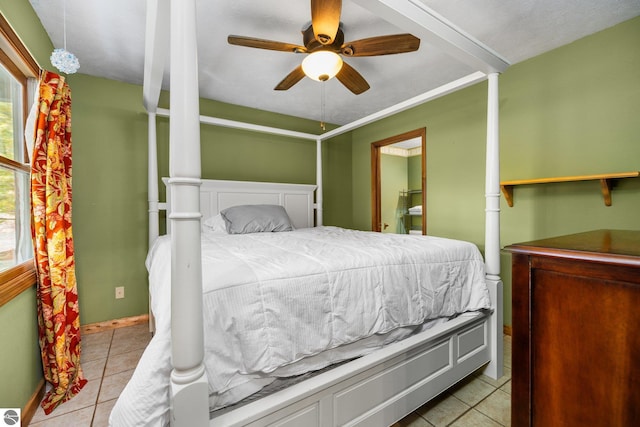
341;34;420;57
311;0;341;45
228;35;306;53
336;62;370;95
275;66;306;90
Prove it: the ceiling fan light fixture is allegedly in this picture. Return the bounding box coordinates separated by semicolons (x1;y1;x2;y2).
302;51;343;82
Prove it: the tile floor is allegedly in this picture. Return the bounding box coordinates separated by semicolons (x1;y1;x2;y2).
29;323;152;427
29;326;511;427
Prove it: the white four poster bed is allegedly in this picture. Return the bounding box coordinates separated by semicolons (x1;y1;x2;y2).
110;0;509;426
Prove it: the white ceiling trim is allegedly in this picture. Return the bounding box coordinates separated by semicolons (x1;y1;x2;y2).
352;0;510;73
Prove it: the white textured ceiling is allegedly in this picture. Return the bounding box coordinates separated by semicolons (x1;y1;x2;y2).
29;0;640;125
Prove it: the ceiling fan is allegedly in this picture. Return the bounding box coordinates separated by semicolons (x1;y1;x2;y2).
227;0;420;95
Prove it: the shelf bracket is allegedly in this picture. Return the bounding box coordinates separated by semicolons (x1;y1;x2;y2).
600;178;613;206
501;185;514;207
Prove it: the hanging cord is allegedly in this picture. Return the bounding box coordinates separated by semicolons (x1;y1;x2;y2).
63;0;68;50
320;83;326;131
50;0;80;74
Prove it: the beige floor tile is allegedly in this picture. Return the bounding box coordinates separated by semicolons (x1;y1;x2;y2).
83;330;113;348
98;369;135;403
475;389;510;426
449;408;502;427
104;348;146;376
112;323;150;338
392;412;434;427
82;331;113;363
477;366;511;388
451;376;496;406
30;380;100;423
82;357;107;381
92;399;118;427
416;394;470;427
500;380;511;395
29;406;94;427
82;330;113;346
110;325;153;356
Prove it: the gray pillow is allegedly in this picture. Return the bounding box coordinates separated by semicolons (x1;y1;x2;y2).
220;204;294;234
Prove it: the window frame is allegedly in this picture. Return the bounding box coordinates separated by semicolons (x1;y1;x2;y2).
0;12;40;307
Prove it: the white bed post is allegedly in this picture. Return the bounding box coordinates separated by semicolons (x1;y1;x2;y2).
168;0;209;425
148;111;159;332
483;72;504;380
316;138;323;226
148;111;159;247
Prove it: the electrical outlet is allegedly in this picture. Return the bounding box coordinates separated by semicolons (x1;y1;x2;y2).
115;286;125;299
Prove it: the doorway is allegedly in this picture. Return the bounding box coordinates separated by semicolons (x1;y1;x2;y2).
371;128;426;234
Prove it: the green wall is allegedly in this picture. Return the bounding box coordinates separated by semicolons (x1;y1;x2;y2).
68;75;149;323
408;154;422;191
350;16;640;326
381;153;408;233
379;153;423;234
407;154;423;231
0;288;41;410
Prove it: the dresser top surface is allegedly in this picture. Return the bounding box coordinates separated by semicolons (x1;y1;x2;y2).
505;229;640;264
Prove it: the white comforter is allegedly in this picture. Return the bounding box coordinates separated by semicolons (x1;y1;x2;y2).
110;227;490;426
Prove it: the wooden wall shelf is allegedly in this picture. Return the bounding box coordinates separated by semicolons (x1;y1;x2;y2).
500;172;640;207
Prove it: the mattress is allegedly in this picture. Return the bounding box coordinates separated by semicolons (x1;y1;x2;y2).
109;226;490;426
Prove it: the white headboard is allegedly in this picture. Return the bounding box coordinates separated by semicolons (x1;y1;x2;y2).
162;178;317;232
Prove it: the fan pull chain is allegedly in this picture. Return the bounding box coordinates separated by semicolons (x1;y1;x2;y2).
320;82;326;131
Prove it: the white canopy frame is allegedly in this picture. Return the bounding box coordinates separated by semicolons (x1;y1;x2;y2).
143;0;508;425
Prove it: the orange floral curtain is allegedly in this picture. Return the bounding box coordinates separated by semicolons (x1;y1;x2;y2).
30;70;87;414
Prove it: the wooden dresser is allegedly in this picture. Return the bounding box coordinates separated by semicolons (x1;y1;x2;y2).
505;230;640;427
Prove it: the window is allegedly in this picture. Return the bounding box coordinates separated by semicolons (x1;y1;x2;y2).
0;13;39;306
